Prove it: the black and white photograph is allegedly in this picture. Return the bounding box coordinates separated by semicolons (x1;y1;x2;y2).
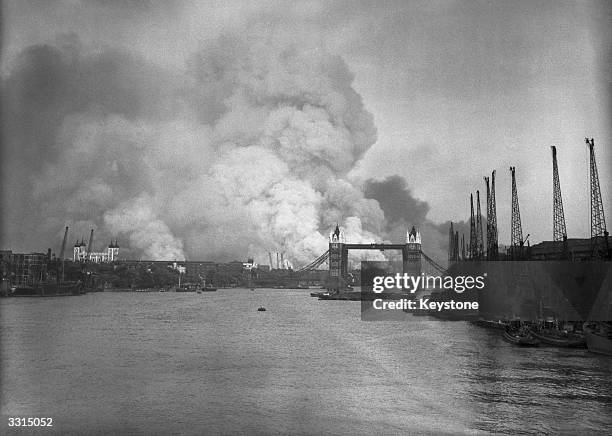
1;1;611;434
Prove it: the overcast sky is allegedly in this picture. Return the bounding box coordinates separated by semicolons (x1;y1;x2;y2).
1;0;610;260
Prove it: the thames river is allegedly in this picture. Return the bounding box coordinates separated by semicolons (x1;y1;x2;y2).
2;289;612;435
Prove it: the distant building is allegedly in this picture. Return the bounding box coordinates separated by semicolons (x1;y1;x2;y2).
12;252;48;286
530;237;612;261
1;250;13;279
225;261;245;274
243;258;257;270
73;240;120;262
170;262;186;274
184;261;216;280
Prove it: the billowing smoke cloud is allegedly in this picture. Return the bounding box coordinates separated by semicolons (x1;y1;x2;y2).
104;194;185;260
2;30;394;264
364;176;472;263
364;176;428;232
2;27;462;265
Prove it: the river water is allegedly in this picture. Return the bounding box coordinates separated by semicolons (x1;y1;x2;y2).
2;289;612;435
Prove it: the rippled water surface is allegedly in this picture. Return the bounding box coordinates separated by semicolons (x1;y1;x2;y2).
2;289;612;434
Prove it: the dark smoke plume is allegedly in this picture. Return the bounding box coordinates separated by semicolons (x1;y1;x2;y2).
2;31;456;266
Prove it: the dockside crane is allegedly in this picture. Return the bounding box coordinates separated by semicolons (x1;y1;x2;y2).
469;193;477;259
551;146;568;258
484;171;499;260
448;222;459;262
448;223;452;262
476;190;484;259
454;231;459;261
510;166;524;259
586;138;609;257
484;177;491;256
490;171;498;259
448;222;456;262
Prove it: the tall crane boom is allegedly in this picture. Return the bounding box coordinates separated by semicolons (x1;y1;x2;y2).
484;176;491;257
510;166;524;258
586;138;607;237
455;231;459;261
489;170;498;259
484;174;498;260
448;222;456;262
551;146;567;242
469;193;476;259
476;190;484;259
586;138;608;257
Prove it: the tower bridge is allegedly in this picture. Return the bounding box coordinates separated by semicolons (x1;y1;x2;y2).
296;225;446;290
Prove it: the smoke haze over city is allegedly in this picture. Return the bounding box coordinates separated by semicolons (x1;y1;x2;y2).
1;1;610;265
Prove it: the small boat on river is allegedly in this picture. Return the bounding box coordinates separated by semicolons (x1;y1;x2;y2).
529;329;586;348
503;322;540;347
528;321;586;348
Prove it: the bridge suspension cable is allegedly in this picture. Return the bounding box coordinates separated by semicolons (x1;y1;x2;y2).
419;251;446;274
296;250;329;272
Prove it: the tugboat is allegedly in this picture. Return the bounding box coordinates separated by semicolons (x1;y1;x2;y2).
472;318;508;330
202;284;217;292
9;281;83;297
528;319;586;348
503;321;540;347
583;322;612;355
174;271;193;291
201;278;217;292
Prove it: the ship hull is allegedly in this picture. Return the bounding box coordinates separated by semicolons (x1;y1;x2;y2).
502;329;540;347
584;332;612;355
9;282;83;297
529;329;586;348
583;323;612;355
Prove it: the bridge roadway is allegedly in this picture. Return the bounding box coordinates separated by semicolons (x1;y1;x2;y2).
342;244;408;250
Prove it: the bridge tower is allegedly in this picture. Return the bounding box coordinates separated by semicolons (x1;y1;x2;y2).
403;226;422;276
328;225;348;289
